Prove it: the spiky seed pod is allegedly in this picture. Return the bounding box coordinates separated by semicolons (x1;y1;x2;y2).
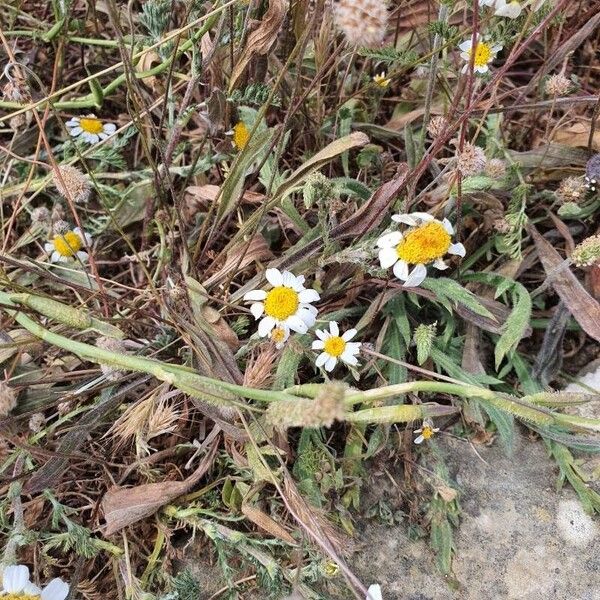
486;158;507;179
456;142;486;177
555;176;587;204
333;0;389;48
545;73;571;97
53;165;91;203
0;381;17;417
266;382;346;429
427;115;448;139
571;234;600;268
31;206;51;227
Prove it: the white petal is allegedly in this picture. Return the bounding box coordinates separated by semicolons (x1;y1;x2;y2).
24;582;42;594
98;132;108;140
103;123;117;134
458;40;473;51
73;227;81;235
315;329;328;340
342;328;357;341
57;255;69;263
291;274;305;291
414;435;425;444
377;231;403;248
76;251;89;262
379;247;398;269
258;316;275;337
51;251;61;263
69;126;83;136
345;342;362;353
297;308;316;328
315;352;329;368
391;213;418;226
442;218;454;234
433;258;448;270
448;242;466;257
366;584;383;600
300;303;318;316
281;270;297;288
2;565;31;592
475;65;489;73
298;289;320;303
324;356;337;372
250;302;264;319
265;268;282;287
41;578;69;600
244;289;267;301
83;232;93;244
403;264;427;287
392;259;409;281
341;351;359;366
287;315;308;334
65;118;80;126
410;211;435;223
312;340;325;350
492;45;504;53
44;242;54;252
329;321;339;336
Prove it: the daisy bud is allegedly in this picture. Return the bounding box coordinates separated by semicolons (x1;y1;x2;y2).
486;158;507;179
31;206;51;227
0;381;17;417
456;142;487;177
29;412;46;433
333;0;389;48
427;116;449;139
555;176;587;204
96;336;128;381
266;382;346;429
545;73;572;97
571;234;600;268
53;165;91;203
53;220;70;234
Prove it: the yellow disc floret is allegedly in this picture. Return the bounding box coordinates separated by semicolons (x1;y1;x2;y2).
264;287;299;320
53;231;83;257
232;122;250;150
396;221;451;265
323;336;346;357
79;117;104;134
472;42;492;68
420;425;435;440
271;327;286;343
3;595;41;600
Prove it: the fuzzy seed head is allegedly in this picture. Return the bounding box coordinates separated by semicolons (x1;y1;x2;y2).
456;142;487;177
53;165;91;203
53;219;70;234
333;0;389;48
427;116;449;139
486;158;506;179
29;412;46;433
0;381;17;417
571;234;600;268
555;176;587;204
31;206;51;226
545;73;572;97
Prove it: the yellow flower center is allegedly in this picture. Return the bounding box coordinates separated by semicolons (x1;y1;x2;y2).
421;425;435;440
374;74;389;88
271;327;286;343
396;221;451;265
232;122;250;150
79;117;104;134
323;336;346;358
471;42;493;67
3;595;41;600
53;231;83;257
263;287;299;320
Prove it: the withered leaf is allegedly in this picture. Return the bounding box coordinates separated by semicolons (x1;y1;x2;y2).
241;501;296;545
102;438;218;535
530;225;600;342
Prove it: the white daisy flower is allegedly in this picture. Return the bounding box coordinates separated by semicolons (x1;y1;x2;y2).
0;564;69;600
243;268;320;338
65;114;116;144
312;321;361;372
377;213;465;288
44;227;92;263
366;584;383;600
414;419;440;444
494;0;523;18
270;324;290;349
459;35;502;74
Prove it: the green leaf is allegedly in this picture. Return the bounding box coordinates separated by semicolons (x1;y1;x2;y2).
494;282;532;369
422;278;494;320
414;322;437;365
480;402;515;455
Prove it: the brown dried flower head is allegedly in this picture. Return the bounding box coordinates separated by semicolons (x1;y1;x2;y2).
52;219;70;234
456;142;487;177
486;158;506;179
31;206;51;226
571;234;600;268
29;412;46;433
427;115;449;139
0;381;17;417
53;165;91;203
555;176;587;204
333;0;389;48
545;73;571;97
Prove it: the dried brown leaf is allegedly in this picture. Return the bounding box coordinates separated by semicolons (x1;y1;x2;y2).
530;225;600;342
241;501;296;545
